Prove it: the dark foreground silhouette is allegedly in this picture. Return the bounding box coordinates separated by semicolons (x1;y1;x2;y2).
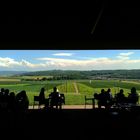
0;108;140;140
0;87;139;139
94;87;139;109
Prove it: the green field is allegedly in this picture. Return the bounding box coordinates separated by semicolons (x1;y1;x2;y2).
0;77;140;105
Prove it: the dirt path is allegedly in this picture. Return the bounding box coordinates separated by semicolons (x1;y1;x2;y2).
73;82;79;94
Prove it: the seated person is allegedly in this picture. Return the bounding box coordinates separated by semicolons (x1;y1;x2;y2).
105;88;113;109
37;87;50;109
49;87;60;109
127;87;139;105
15;90;29;110
115;89;126;105
95;89;107;108
8;92;16;111
106;88;113;101
39;88;45;106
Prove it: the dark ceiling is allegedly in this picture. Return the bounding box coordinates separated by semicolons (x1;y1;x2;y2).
1;2;140;49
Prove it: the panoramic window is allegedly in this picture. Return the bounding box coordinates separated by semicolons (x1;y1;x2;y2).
0;50;140;108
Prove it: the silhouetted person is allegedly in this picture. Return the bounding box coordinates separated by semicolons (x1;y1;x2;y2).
0;88;5;104
105;88;113;109
8;92;16;111
4;89;10;100
115;89;126;105
39;88;45;106
0;88;5;95
16;90;29;111
49;87;60;109
94;93;99;100
106;88;112;100
39;87;49;109
128;87;139;105
0;89;10;110
97;89;107;108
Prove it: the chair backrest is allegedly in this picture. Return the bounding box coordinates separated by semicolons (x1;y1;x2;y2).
60;93;65;104
85;95;94;100
34;96;40;102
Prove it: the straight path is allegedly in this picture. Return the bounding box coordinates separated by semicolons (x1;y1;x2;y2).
73;82;79;94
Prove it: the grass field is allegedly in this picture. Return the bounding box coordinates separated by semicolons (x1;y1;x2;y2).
0;77;140;105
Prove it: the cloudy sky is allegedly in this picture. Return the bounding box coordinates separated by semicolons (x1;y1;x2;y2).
0;50;140;71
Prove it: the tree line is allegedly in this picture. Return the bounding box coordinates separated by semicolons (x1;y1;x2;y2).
19;69;140;80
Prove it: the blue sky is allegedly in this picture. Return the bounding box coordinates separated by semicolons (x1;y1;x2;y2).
0;50;140;71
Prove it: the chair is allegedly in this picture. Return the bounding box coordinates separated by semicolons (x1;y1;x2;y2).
59;93;65;109
85;96;95;109
33;96;39;109
60;94;65;104
49;93;65;109
33;96;45;109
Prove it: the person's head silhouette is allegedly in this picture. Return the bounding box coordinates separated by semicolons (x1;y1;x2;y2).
41;88;45;92
101;89;105;93
1;88;4;92
53;87;57;92
10;92;15;97
131;87;136;94
21;90;26;97
120;89;124;94
5;89;9;95
107;88;111;93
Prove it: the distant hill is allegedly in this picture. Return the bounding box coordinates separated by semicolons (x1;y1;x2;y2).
19;69;140;80
0;71;28;76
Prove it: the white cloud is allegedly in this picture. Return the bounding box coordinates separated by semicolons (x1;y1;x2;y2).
0;57;20;67
117;56;130;60
1;56;140;71
20;59;37;68
52;53;74;56
36;57;140;70
0;57;46;70
117;52;134;60
119;52;134;56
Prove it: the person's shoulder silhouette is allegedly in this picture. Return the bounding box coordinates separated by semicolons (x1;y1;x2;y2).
16;90;29;110
49;87;60;109
8;92;16;110
51;87;59;96
39;88;45;99
116;89;125;103
128;87;139;104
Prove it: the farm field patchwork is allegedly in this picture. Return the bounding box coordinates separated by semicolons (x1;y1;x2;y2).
0;78;140;105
